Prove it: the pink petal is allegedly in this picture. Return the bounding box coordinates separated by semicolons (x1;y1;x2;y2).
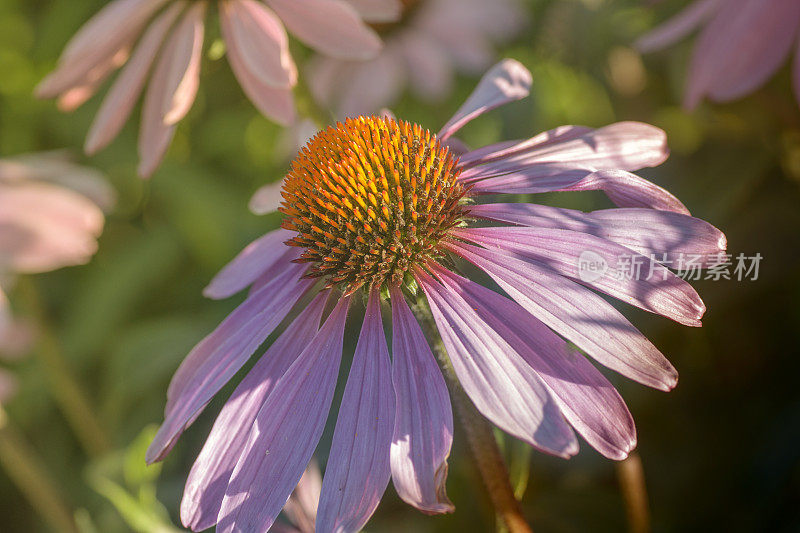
248;179;286;215
203;229;295;299
137;3;205;177
220;0;296;89
317;289;394;532
146;259;314;463
266;0;382;60
400;30;453;102
635;0;723;53
453;226;706;326
85;2;185;155
418;267;579;458
180;293;327;531
0;182;104;273
686;0;800;108
389;287;454;514
216;296;352;533
447;242;678;391
57;47;129;112
337;51;405;118
161;1;206;126
36;0;170;98
433;266;636;460
283;462;322;532
469;204;726;261
561;169;690;215
222;7;296;125
460;122;669;181
438;58;532;141
458;125;593;168
344;0;401;22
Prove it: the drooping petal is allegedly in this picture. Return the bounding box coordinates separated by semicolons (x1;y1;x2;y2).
203;229;295;299
460;122;668;182
453;226;705;326
36;0;170;98
220;0;296;89
181;293;327;531
344;0;402;22
85;2;186;155
389;287;454;514
0;182;104;273
137;2;206;177
57;47;129;112
317;289;394;533
468;204;726;264
222;5;296;125
266;0;382;60
447;242;678;391
438;59;531;141
686;0;800;108
216;296;351;533
433;266;636;460
559;169;690;215
418;267;579;458
146;259;314;463
635;0;723;53
162;1;206;125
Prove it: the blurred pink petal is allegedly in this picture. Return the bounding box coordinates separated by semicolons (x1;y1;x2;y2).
337;50;405;118
267;0;381;60
640;0;800;108
307;0;524;116
86;2;185;155
0;183;103;273
138;2;206;177
36;0;169;98
221;0;296;89
0;152;115;211
635;0;722;53
56;48;130;112
39;0;383;175
248;179;286;215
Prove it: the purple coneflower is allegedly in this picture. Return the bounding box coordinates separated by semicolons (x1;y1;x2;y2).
148;59;726;532
637;0;800;109
36;0;397;177
307;0;523;117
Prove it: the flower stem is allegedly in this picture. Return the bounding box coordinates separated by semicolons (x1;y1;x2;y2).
15;277;111;457
411;297;533;533
0;407;78;532
616;451;651;533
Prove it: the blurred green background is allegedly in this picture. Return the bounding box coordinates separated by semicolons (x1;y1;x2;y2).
1;0;799;531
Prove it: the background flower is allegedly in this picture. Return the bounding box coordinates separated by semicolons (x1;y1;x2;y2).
307;0;524;117
36;0;393;177
636;0;800;109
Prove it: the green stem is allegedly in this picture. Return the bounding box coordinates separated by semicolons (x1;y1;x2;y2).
0;407;78;533
15;278;111;457
411;297;534;533
616;451;651;533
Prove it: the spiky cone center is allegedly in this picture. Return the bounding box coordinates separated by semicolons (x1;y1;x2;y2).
280;116;468;294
